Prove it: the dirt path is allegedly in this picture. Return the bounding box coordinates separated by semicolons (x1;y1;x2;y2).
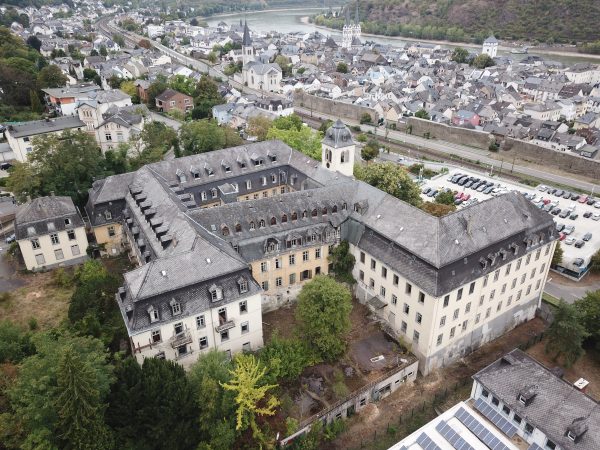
330;318;547;449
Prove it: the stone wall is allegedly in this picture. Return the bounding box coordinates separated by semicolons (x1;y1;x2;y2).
405;117;493;149
293;91;377;123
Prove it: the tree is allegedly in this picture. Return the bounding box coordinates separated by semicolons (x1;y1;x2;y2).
360;140;379;162
414;109;430;120
336;61;348;73
29;89;43;113
179;120;241;156
354;162;423;207
26;35;42;52
90;48;99;56
138;39;152;49
552;242;564;266
190;18;199;26
451;47;469;64
112;34;125;48
328;240;356;283
259;333;316;384
107;74;122;89
119;80;137;98
99;45;108;57
5;130;107;205
54;348;113;450
106;358;199;450
0;320;34;363
129;121;178;169
266;117;322;160
146;75;168;106
207;51;218;63
168;74;196;96
296;276;353;360
318;119;333;134
275;55;292;77
360;112;372;124
471;53;495;69
574;290;600;349
435;190;455;205
247;115;273;141
192;75;223;119
545;300;589;367
221;354;279;443
83;67;101;85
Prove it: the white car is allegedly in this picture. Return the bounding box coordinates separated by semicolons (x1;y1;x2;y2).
565;237;576;245
538;185;548;192
592;213;600;221
595;201;600;209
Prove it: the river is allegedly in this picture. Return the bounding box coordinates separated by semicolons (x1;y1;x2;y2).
206;8;600;65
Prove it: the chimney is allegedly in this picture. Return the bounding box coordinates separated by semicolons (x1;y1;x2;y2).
574;378;589;393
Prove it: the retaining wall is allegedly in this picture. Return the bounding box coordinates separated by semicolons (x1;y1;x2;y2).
293;91;377;124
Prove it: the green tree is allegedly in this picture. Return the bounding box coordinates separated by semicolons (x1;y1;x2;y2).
247;115;273;141
354;162;423;207
99;45;108;57
266;124;322;161
168;74;196;96
435;190;455;205
545;300;589;367
191;75;223;119
328;240;356;283
360;139;379;162
90;48;99;56
421;201;455;216
207;51;218;63
574;290;600;349
29;89;43;113
552;242;564;266
54;348;113;450
5;130;108;205
275;54;292;77
318;119;333;134
589;248;600;273
129;121;178;168
37;64;68;88
180;120;241;156
83;67;101;85
112;34;125;48
451;47;469;64
336;61;348;73
471;53;495;69
414;109;430;120
296;276;353;360
0;320;34;363
221;354;279;443
146;75;168;107
360;112;372;124
259;333;317;384
26;35;42;52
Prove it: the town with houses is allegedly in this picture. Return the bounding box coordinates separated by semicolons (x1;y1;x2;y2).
0;1;600;450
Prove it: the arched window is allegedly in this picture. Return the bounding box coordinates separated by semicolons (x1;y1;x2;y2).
322;207;327;215
302;210;307;218
342;202;347;210
311;209;318;217
235;223;242;233
291;212;298;221
249;221;255;231
281;214;288;223
332;205;338;213
259;219;265;229
222;226;229;236
270;217;277;226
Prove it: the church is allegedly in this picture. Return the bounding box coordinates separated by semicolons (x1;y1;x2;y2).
341;3;362;49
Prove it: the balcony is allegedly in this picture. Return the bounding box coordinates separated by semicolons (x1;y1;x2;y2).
215;320;235;333
170;330;193;348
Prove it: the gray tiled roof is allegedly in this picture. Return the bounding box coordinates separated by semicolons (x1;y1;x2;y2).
15;196;84;240
6;116;85;139
474;349;600;450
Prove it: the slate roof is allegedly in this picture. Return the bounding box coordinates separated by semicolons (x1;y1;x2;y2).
474;349;600;450
322;119;354;148
6;116;85;139
15;196;84;240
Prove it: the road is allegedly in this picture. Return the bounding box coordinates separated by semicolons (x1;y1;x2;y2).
150;112;182;131
545;276;600;303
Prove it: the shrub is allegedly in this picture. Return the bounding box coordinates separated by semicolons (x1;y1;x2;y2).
360;113;372;124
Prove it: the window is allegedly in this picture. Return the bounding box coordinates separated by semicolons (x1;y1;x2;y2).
370;259;376;270
174;322;184;335
501;283;507;294
35;254;45;265
521;274;526;285
302;250;309;262
507;295;513;307
469;282;475;294
391;294;397;305
505;263;512;276
485;307;491;319
436;334;443;346
239;279;248;293
516;259;522;270
196;315;206;328
457;288;463;301
526;285;531;295
401;321;407;333
440;316;446;327
502;405;510;415
275;258;282;269
392;274;399;286
490;289;495;300
246;180;252;190
494;269;500;282
289;254;295;265
261;281;269;290
381;266;387;278
67;229;76;241
405;282;412;294
380;286;386;298
403;303;409;314
241;321;249;334
199;336;208;349
289;273;296;284
108;226;116;237
413;331;419;343
261;176;267;186
513;414;522;425
416;312;422;324
259;219;265;229
360;252;365;263
535;279;541;291
462;320;468;332
541;263;546;273
171;300;181;315
465;302;471;313
315;248;321;259
483;275;488;287
526;254;531;265
211;188;218;199
220;330;229;342
151;330;161;343
492;396;500;406
201;191;207;201
443;295;450;307
418;292;425;304
535;248;541;261
359;270;364;281
71;245;80;256
453;308;459;320
31;238;40;249
531;268;536;279
369;278;375;289
512;278;517;289
276;277;282;287
475;313;481;324
50;233;59;245
567;431;576;442
148;306;159;322
261;262;268;272
239;301;247;314
450;327;456;338
105;132;112;141
54;249;64;260
545;244;551;256
525;423;534;434
479;295;484;306
517;290;522;301
481;389;489;398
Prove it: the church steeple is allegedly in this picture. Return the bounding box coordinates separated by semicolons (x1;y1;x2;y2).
242;20;252;47
355;2;359;24
242;21;254;65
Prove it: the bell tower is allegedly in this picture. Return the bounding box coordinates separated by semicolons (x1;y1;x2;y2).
242;21;254;65
322;119;355;177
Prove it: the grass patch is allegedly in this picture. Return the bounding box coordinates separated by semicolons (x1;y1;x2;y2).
542;292;561;307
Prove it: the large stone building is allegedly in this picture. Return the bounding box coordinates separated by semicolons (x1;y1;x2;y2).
87;121;556;371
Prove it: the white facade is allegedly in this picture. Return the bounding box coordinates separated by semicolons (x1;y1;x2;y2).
18;225;88;271
131;291;264;369
352;239;555;374
482;36;498;58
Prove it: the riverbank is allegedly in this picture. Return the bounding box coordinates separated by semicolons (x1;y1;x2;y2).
302;16;600;62
201;6;329;21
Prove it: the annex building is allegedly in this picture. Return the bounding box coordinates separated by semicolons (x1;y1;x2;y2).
86;120;557;372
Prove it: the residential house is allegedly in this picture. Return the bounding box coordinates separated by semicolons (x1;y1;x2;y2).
155;88;193;113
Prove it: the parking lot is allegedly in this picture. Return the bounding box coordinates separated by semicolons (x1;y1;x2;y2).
420;168;600;276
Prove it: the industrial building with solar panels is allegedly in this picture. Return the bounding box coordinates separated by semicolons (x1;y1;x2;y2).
388;349;599;450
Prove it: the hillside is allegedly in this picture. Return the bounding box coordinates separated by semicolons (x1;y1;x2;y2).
315;0;600;44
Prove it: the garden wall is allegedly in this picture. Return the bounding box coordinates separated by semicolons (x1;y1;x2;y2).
405;117;493;149
293;91;377;124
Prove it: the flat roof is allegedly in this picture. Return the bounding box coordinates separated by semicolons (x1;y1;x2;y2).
6;116;85;139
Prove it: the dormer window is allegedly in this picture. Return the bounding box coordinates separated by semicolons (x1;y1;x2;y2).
205;165;214;176
104;210;112;220
322;207;327;215
148;305;159;323
268;153;277;163
211;188;218;199
302;210;307;218
190;166;200;179
281;214;288;223
176;169;187;183
291;212;297;221
342;202;347;210
518;395;526;405
222;160;231;172
209;284;223;301
222;226;229;236
249;221;255;231
567;432;576;442
311;209;318;217
235;223;242;233
170;299;181;315
332;205;338;213
259;219;265;229
65;218;71;225
238;278;248;293
270;217;277;225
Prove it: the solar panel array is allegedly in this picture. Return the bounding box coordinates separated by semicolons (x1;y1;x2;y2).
455;407;513;450
435;420;476;450
474;399;519;438
416;432;442;450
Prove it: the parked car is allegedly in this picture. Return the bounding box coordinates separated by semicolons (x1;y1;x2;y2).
586;197;596;205
538;185;548;192
422;187;432;194
454;199;463;205
558;210;570;218
583;233;592;241
595;201;600;209
465;181;474;188
551;208;561;216
554;189;563;196
574;240;585;248
5;234;15;243
559;233;566;241
0;162;12;171
483;186;494;194
547;188;557;195
578;195;588;204
462;193;471;201
564;225;575;235
562;191;572;199
555;223;565;232
583;211;592;218
565;237;576;245
592;213;600;221
543;204;553;212
428;190;438;198
569;213;578;220
570;193;580;201
476;184;487;192
573;258;584;267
